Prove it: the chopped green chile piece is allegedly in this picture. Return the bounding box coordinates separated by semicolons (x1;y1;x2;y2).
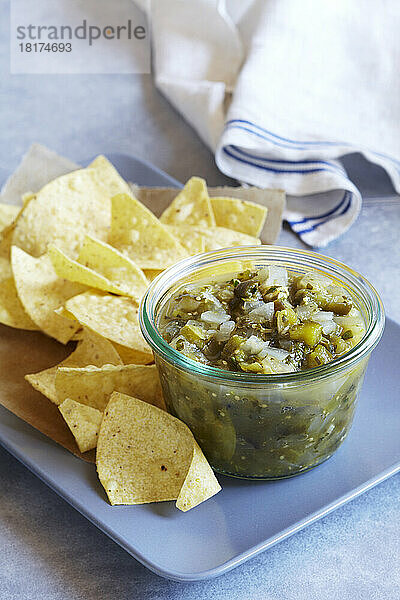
158;265;366;374
289;321;322;347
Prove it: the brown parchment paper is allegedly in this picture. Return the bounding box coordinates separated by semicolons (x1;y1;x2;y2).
0;324;95;462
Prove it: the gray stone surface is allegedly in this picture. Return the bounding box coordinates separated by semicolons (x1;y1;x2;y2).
1;1;399;598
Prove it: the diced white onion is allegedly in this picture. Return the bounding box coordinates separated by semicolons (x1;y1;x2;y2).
214;320;235;341
258;266;288;286
245;300;264;312
322;321;338;335
200;310;230;325
295;304;317;320
260;346;289;360
311;311;334;323
202;290;223;309
220;320;235;334
249;302;275;321
267;266;288;287
241;335;268;355
333;313;361;328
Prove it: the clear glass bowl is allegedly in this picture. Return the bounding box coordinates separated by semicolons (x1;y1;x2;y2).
140;246;385;479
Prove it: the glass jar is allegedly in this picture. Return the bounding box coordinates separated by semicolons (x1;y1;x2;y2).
140;246;384;479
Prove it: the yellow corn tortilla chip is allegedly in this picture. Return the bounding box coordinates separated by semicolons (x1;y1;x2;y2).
11;246;85;343
111;341;153;365
175;441;222;512
0;195;36;260
48;243;146;300
11;168;112;258
65;291;153;363
110;193;188;269
201;227;261;251
59;398;103;453
55;363;164;411
159;177;216;228
88;155;133;197
166;227;206;255
0;256;38;330
208;186;285;244
96;392;221;510
22;192;35;207
78;236;149;301
0;228;13;260
25;328;123;404
0;204;19;233
210;196;268;237
166;225;261;253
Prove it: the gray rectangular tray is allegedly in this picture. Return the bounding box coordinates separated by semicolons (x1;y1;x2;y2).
0;154;399;582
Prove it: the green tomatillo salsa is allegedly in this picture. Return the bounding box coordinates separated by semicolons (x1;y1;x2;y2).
159;266;365;374
155;265;368;479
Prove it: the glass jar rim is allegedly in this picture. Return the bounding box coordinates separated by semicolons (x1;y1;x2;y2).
139;246;385;385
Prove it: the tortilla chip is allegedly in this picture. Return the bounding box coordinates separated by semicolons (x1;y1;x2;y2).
96;392;221;510
59;398;103;453
201;227;261;251
175;441;223;512
48;244;134;298
88;155;133;197
55;363;164;411
65;291;153;362
11;246;84;343
11;168;112;258
110;193;188;269
0;204;20;233
25;328;123;404
0;196;36;260
77;236;149;301
159;177;215;228
0;198;41;332
167;225;261;253
111;341;153;365
0;228;13;260
210;196;268;237
0;251;38;330
166;227;206;255
22;192;35;206
208;186;285;244
0;274;38;331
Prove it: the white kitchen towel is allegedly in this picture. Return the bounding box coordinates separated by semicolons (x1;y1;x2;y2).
137;0;400;247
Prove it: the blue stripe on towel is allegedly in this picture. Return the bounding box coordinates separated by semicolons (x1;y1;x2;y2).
223;146;344;176
226;119;346;149
287;192;349;226
294;192;353;235
225;119;400;170
226;123;331;152
229;144;346;176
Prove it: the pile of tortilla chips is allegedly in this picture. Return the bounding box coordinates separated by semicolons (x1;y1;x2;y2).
0;147;285;511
